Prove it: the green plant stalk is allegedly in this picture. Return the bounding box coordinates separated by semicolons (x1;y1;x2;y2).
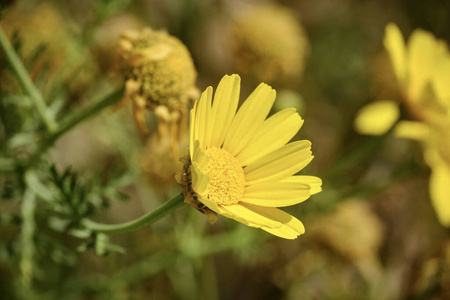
51;86;125;142
0;26;57;132
323;122;398;180
27;87;124;167
20;189;37;290
82;194;185;234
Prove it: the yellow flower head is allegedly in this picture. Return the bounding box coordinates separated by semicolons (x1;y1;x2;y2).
355;23;450;227
0;3;85;90
114;27;199;149
384;23;450;121
178;74;321;239
228;3;309;83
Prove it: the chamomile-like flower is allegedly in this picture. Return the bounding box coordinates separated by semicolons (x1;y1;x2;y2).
354;23;450;226
178;74;321;239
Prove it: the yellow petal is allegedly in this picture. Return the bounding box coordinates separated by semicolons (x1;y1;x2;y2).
189;107;196;159
198;196;224;215
262;226;302;239
236;108;303;166
243;204;305;239
282;175;322;195
241;182;311;207
191;161;209;194
407;29;438;101
207;74;241;148
221;204;282;228
354;100;400;135
194;86;213;151
431;49;450;104
429;163;450;227
222;83;276;156
394;120;429;141
384;23;407;85
192;141;209;169
244;140;313;185
191;141;210;194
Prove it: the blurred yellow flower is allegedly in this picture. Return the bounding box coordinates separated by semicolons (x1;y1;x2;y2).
228;3;309;83
383;23;450;120
0;2;89;92
178;74;321;239
355;23;450;227
311;200;384;281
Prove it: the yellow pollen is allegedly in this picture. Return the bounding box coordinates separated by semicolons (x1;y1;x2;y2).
200;147;245;206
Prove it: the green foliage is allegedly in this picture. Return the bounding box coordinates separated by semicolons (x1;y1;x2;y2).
1;1;449;300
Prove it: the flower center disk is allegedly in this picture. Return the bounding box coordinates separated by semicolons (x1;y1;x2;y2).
201;147;245;206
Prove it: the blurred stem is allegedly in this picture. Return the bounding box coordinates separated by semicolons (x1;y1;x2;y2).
324;125;396;180
82;194;185;234
19;189;37;293
51;86;125;141
0;27;57;132
27;87;124;167
341;159;420;199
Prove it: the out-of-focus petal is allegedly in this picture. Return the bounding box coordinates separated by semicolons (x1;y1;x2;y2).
354;100;400;135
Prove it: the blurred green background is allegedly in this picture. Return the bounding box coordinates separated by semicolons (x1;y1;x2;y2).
1;0;450;299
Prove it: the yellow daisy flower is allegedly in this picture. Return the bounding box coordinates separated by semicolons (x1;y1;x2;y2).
178;74;321;239
355;23;450;227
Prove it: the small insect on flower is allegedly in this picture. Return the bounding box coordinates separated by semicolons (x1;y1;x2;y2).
114;27;199;156
177;74;322;239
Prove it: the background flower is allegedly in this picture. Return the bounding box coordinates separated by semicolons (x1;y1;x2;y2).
355;23;450;227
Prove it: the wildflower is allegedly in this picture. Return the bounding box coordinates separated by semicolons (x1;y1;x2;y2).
177;74;321;239
310;200;383;281
114;27;199;154
228;3;309;83
354;23;450;226
0;2;86;90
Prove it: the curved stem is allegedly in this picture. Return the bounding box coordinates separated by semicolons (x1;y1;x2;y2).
0;26;57;132
82;194;185;234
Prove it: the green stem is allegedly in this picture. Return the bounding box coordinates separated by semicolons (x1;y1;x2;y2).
51;86;125;142
27;87;124;167
324;123;397;180
20;189;37;291
0;26;57;132
82;194;185;234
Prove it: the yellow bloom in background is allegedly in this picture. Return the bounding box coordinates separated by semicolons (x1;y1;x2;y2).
0;2;90;93
310;200;384;281
383;23;450;120
178;74;321;239
354;23;450;227
228;3;309;84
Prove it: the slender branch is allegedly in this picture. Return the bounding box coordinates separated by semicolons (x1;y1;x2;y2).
324;122;398;180
0;26;57;132
51;86;125;142
27;87;124;167
82;194;185;234
19;189;37;291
